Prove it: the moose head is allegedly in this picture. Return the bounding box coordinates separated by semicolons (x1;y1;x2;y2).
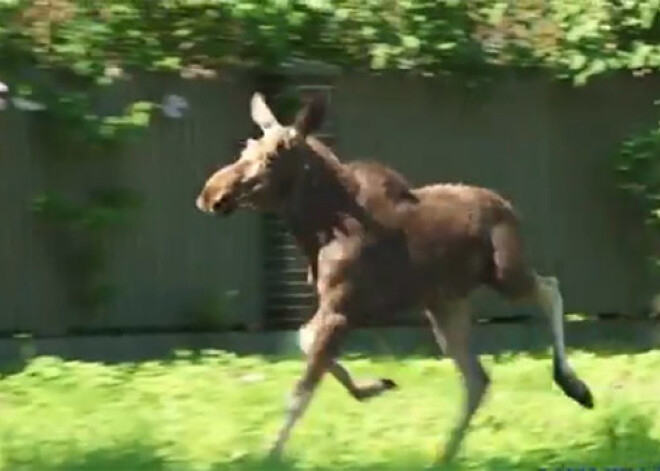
196;92;326;215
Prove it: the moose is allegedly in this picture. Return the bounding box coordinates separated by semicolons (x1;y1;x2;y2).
196;92;594;464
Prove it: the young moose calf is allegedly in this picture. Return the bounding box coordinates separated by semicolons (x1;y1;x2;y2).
195;93;594;464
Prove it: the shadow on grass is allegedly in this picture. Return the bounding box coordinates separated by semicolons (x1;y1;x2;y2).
11;444;167;471
22;408;660;471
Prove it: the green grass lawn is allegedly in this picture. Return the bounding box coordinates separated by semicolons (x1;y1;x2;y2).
0;349;659;471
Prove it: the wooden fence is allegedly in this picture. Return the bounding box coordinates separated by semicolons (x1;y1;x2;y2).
0;70;658;349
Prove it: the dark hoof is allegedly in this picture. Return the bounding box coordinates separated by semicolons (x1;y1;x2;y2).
264;448;285;464
554;356;594;409
572;381;594;409
355;379;398;402
556;374;594;409
381;378;398;390
431;450;458;470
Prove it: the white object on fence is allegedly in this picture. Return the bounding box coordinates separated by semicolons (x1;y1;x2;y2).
11;96;46;112
0;81;8;111
161;94;189;119
0;82;47;112
2;84;188;117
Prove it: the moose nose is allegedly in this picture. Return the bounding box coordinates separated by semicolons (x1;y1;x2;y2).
195;190;231;214
195;192;217;213
211;196;225;213
195;194;207;212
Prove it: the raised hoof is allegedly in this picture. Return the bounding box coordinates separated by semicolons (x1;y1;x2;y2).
355;378;399;402
265;443;285;463
381;378;398;390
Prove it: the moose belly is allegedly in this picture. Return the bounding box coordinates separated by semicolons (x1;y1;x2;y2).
317;237;427;320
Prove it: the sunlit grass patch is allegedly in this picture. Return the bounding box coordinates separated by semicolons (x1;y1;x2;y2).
0;349;659;470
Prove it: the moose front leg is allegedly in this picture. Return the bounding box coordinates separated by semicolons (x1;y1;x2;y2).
329;362;397;401
299;315;398;401
268;311;348;459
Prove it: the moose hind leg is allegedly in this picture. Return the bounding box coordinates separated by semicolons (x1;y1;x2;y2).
534;274;594;409
299;319;397;402
489;222;593;409
425;299;490;464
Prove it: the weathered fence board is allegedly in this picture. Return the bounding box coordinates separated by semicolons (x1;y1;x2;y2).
0;72;263;335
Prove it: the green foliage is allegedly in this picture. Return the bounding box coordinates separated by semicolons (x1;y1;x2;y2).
0;351;659;469
615;119;660;271
2;1;660;83
32;189;141;233
30;189;143;313
0;1;159;317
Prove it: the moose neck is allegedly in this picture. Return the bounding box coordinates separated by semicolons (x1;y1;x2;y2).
279;136;364;265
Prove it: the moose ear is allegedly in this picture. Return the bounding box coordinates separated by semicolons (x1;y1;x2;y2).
292;93;326;137
250;92;279;132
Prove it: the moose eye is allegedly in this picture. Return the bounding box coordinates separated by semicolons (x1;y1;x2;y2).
265;154;277;167
236;137;259;152
275;139;291;153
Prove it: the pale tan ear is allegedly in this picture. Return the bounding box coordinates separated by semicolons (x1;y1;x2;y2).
250;92;279;132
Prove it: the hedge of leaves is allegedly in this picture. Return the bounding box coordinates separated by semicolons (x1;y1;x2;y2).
616;122;660;271
1;0;660;86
